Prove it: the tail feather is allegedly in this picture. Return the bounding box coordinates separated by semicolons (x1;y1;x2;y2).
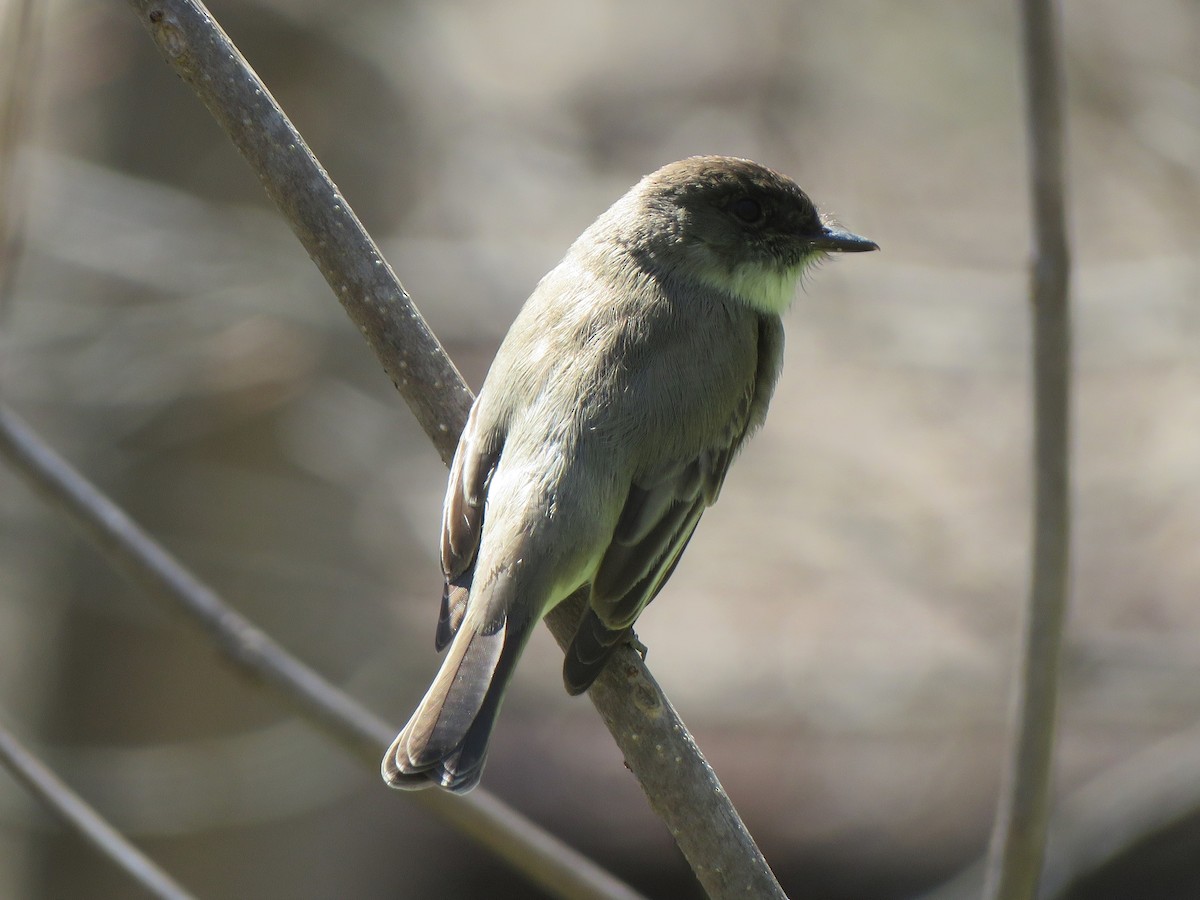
383;612;532;793
434;579;470;652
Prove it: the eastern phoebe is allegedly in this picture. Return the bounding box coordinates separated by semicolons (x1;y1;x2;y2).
383;156;876;792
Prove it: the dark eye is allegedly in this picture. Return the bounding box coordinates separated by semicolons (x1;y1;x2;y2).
729;196;765;225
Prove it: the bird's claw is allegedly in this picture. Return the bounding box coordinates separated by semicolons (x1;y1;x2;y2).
626;631;648;661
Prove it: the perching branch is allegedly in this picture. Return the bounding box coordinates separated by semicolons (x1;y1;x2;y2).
549;593;788;899
984;0;1072;897
56;1;789;897
0;717;196;900
133;5;471;467
0;405;645;900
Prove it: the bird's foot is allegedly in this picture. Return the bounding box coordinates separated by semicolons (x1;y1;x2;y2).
626;631;648;661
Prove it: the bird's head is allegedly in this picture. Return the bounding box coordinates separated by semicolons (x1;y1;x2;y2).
619;156;877;314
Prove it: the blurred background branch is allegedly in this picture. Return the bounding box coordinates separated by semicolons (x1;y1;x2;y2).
0;717;196;900
0;0;43;311
0;403;647;900
928;719;1200;899
984;0;1073;897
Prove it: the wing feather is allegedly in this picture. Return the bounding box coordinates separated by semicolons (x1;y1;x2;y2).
563;315;785;693
435;406;503;650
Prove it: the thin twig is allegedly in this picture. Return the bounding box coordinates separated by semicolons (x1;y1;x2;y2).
125;1;788;897
0;405;646;900
0;717;197;900
983;0;1072;897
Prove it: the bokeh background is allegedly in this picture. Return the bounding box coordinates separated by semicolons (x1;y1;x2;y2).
1;0;1199;897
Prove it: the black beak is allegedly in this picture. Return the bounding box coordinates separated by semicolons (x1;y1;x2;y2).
808;226;878;253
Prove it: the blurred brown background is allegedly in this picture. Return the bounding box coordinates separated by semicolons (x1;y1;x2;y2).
1;0;1198;897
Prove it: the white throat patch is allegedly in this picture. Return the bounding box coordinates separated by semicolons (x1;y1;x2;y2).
693;257;813;315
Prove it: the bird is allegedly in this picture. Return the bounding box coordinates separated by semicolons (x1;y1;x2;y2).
382;156;877;792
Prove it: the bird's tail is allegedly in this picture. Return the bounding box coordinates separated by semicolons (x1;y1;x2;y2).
382;608;531;793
